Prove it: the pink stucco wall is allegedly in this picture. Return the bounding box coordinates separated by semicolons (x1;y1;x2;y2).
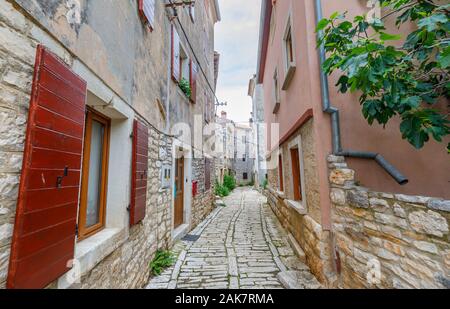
262;0;450;220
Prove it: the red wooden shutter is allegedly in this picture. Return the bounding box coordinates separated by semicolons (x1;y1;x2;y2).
190;60;198;104
130;119;149;226
171;25;181;82
7;45;87;289
138;0;155;31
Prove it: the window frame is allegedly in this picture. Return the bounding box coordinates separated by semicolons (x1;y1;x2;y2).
282;11;297;90
78;108;111;241
273;68;280;114
278;152;284;192
138;0;156;32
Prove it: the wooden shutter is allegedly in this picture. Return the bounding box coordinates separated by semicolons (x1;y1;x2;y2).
190;60;198;104
7;45;87;289
171;25;181;82
130;119;149;226
138;0;155;31
205;158;211;190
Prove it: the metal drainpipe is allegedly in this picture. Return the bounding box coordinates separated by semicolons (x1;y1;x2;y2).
314;0;408;185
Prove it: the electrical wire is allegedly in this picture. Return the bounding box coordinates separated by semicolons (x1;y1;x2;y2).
167;0;222;107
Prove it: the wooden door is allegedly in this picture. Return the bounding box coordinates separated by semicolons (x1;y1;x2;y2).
174;157;184;228
291;148;302;201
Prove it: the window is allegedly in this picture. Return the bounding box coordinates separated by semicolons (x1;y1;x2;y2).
273;69;280;114
278;154;284;192
290;147;302;201
189;3;195;22
269;6;276;44
138;0;156;31
285;27;294;64
282;13;297;90
243;154;246;162
78;109;110;240
243;173;248;180
180;46;189;82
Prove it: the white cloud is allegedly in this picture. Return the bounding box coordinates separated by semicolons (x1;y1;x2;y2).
215;0;262;123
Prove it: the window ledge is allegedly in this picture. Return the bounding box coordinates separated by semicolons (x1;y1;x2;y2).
57;228;127;289
282;64;296;90
176;86;192;103
285;199;307;215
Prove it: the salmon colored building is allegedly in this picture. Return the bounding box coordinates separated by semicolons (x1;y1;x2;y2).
257;0;449;288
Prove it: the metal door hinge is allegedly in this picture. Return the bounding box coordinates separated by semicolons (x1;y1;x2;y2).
75;224;79;236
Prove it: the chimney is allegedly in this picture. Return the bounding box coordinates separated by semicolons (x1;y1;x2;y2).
221;111;227;119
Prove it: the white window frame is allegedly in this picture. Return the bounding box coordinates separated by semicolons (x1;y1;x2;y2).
272;68;280;114
282;10;297;90
286;135;307;213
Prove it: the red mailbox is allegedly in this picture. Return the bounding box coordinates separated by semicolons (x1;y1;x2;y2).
192;181;198;197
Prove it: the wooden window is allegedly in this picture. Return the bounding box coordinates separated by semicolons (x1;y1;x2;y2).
278;154;284;192
180;47;189;82
285;28;294;64
138;0;156;31
189;60;198;103
130;119;149;225
189;4;195;22
243;173;248;180
78;109;110;240
282;14;297;90
7;45;87;289
273;69;280;114
290;148;302;201
171;25;181;82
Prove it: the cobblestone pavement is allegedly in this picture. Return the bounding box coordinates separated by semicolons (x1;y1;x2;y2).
146;187;321;289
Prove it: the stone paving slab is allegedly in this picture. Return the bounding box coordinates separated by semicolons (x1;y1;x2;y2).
146;187;321;289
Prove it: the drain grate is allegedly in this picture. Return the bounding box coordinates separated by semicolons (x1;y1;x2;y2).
182;234;201;242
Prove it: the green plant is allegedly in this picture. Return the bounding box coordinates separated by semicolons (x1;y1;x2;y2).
262;179;268;190
317;0;449;152
215;181;230;197
179;77;192;98
223;174;236;191
150;250;175;276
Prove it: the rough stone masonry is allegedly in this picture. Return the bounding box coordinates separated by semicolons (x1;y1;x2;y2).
329;155;449;289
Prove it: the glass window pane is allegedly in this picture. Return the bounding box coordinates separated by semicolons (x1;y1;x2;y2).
86;120;105;228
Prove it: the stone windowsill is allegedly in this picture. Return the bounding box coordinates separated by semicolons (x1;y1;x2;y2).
57;228;127;289
282;64;296;90
176;85;192;103
285;199;307;215
268;186;286;199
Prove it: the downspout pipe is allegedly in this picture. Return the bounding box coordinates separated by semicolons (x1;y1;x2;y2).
314;0;408;185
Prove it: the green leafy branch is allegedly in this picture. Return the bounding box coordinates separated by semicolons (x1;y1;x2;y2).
317;0;449;152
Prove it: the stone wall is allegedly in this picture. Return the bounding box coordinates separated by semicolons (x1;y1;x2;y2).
264;119;334;286
192;158;216;228
329;155;450;289
59;128;173;289
0;0;215;289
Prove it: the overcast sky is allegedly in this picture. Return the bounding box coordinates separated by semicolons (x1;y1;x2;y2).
215;0;262;124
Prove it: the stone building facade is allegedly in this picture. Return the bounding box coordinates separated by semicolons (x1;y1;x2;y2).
232;124;255;186
0;0;220;289
248;75;266;188
257;0;449;288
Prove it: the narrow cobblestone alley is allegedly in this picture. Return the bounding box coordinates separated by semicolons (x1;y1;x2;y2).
146;188;321;289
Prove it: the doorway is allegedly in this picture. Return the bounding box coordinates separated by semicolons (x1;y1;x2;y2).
174;156;185;228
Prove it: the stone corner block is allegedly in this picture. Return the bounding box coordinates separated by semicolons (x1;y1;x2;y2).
427;199;450;213
329;168;355;185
